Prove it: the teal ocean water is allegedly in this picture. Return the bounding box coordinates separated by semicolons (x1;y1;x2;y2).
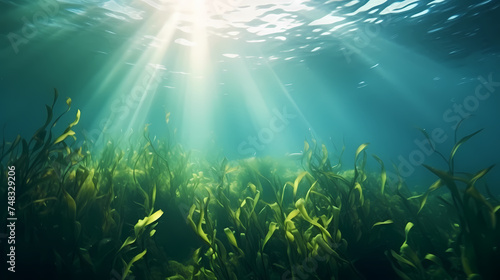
1;1;500;279
2;0;499;184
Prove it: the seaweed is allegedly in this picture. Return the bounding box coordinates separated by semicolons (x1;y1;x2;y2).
1;91;498;280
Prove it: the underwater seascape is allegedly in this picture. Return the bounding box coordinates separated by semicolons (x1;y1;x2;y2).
1;0;500;279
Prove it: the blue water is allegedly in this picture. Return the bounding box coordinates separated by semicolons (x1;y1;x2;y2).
1;0;499;189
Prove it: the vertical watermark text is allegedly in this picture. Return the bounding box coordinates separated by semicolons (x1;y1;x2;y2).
7;0;60;54
5;166;17;273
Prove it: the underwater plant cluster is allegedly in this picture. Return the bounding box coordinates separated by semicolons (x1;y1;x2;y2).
1;90;499;280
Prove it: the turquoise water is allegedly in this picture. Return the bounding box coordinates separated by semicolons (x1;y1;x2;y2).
2;0;499;187
1;1;500;279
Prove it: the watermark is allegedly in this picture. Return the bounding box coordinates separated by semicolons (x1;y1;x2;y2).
281;237;341;280
395;128;448;178
7;0;60;54
237;106;297;156
341;15;394;63
6;166;16;273
393;73;499;179
79;66;165;146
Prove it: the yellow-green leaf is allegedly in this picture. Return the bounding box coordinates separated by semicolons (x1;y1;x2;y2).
417;192;430;214
76;169;96;211
247;183;257;194
224;228;238;249
165;112;170;124
429;179;443;192
119;236;136;252
320;144;328;167
372;154;386;194
63;190;76;221
468;165;495;187
423;165;455;183
354;182;364;206
424;254;443;267
122;249;147;280
150;184;157;215
404;222;414;241
313;233;335;255
304;180;318;203
416;179;443;214
262;222;278;250
187;204;197;232
145;209;163;226
285;209;300;223
355;143;369;161
450;129;483;163
295;198;332;240
295;198;313;221
197;202;210;246
293;171;309;199
372;220;393;229
390;250;416;269
54;130;76;144
400;243;420;268
68;109;81;128
54;109;81;144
